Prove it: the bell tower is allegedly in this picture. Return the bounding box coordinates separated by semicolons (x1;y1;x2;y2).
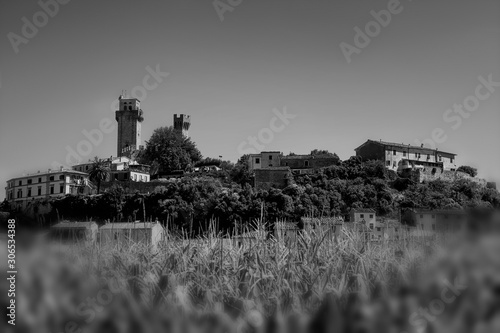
115;95;144;157
173;114;191;138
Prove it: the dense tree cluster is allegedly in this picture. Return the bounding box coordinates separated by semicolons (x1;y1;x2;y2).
5;156;499;233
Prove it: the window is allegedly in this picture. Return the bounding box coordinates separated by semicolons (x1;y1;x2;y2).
376;227;381;232
86;165;89;170
269;155;272;160
27;188;32;197
60;184;64;193
49;176;54;181
134;174;137;181
369;214;373;218
378;235;382;239
451;158;454;163
28;179;32;184
17;189;22;198
38;177;42;183
393;162;396;167
59;175;64;180
439;156;442;162
18;180;22;186
37;186;42;196
304;161;309;167
50;186;54;194
360;214;364;218
369;223;374;230
386;161;390;166
255;158;260;164
393;150;396;155
427;154;430;160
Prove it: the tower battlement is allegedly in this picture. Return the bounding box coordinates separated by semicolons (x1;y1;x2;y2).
174;114;191;137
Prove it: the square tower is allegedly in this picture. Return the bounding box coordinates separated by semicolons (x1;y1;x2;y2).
173;114;191;138
115;95;144;157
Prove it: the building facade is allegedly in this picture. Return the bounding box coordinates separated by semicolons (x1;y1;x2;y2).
115;96;144;157
5;168;93;209
355;140;457;173
248;151;282;171
402;209;467;233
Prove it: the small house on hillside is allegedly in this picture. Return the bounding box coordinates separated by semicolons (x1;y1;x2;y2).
98;222;164;250
50;221;98;242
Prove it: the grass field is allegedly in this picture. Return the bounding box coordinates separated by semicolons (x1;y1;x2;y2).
5;215;500;333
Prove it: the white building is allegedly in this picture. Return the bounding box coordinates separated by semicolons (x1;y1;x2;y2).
72;156;150;182
5;168;93;209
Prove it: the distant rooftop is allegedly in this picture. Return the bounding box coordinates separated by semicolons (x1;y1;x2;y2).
355;139;456;156
100;222;161;230
52;221;97;228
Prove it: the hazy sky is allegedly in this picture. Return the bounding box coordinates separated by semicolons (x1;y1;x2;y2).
1;0;499;200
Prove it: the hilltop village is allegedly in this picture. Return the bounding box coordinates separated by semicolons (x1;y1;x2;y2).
2;96;499;243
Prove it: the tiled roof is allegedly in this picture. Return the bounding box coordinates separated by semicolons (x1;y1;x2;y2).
355;140;456;156
52;221;97;228
281;154;337;160
100;222;161;230
301;217;344;224
255;167;291;171
351;208;376;213
412;209;465;215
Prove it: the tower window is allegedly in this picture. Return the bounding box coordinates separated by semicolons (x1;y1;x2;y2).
255;158;260;164
304;160;309;167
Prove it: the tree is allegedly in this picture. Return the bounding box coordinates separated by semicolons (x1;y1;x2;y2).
89;157;110;194
139;126;202;175
457;165;478;178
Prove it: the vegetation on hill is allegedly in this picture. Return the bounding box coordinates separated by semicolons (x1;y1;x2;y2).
3;155;499;232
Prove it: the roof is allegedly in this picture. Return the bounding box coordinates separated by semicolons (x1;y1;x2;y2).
52;221;97;229
412;209;466;215
254;167;291;171
355;140;456;157
301;217;344;224
281;154;337;160
7;169;90;182
99;222;161;230
351;208;376;214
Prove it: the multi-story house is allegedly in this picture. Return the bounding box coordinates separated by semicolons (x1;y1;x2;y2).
5;168;93;209
355;140;457;173
402;209;467;233
248;151;282;171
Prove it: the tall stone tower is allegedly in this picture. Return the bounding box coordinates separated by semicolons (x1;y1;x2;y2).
115;95;144;157
173;114;191;138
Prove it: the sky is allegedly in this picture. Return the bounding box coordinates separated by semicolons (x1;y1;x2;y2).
1;0;499;200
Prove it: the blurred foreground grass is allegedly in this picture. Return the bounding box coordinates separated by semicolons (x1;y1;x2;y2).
3;212;500;333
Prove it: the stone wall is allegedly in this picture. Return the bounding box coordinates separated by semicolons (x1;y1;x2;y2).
254;168;291;190
409;169;487;186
